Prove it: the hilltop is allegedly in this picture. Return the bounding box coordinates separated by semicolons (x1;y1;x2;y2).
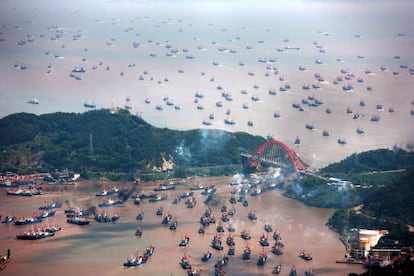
0;109;266;179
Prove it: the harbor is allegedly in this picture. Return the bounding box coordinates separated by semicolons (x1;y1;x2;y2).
0;175;366;275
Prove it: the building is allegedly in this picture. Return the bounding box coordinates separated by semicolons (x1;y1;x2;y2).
327;177;351;191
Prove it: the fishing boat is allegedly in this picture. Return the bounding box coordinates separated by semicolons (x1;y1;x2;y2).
215;264;226;276
180;191;194;198
337;137;347;145
228;246;235;255
216;222;224;233
94;212;119;223
250;187;262;196
133;197;141;205
72;67;86;73
143;245;155;257
299;251;313;261
136;209;144;220
179;235;190;247
259;233;270;246
138;192;158;199
180;253;192;269
201;186;217;195
248;211;257;221
201;251;212;262
36;210;56;219
123;252;149;267
67;216;89;225
2;216;16;224
272;264;282;274
148;195;168;202
16;230;55;240
302;83;311;90
241;229;252;240
226;234;235;246
98;198;123;207
153;185;175;192
370;114;380;121
42;225;62;233
224;118;236;125
162;213;173;225
96;186;126;197
7;188;42;196
215;256;229;267
14;217;42;225
289;266;298;276
211;234;224;250
342;84;353;91
39;201;62;210
305;268;315;276
357;127;365;134
27;98;39;104
96;190;111;197
124;102;132;110
184;196;196;209
189;184;205;191
169;219;178;230
155;206;163;216
221;213;229;222
242;245;251;260
187;268;202;276
271;244;283;255
84;100;96;108
273;230;282;241
135;225;143;236
172;197;181;204
257;250;268;266
305;123;314;130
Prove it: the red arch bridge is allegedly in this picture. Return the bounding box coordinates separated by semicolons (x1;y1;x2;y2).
242;140;306;173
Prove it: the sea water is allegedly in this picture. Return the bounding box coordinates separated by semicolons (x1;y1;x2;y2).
0;177;367;275
0;0;413;167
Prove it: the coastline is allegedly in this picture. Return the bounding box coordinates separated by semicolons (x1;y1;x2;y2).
0;176;366;275
0;0;413;169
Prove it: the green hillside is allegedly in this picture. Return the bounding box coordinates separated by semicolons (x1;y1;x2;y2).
0;109;265;177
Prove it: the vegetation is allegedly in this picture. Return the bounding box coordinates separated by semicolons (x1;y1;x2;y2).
1;110;414;249
328;157;414;248
285;148;414;249
320;148;414;174
0;109;265;178
349;253;414;276
285;175;361;208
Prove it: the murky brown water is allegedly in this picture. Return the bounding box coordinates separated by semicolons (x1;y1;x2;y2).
0;176;366;275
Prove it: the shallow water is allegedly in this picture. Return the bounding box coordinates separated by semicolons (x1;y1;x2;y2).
0;177;366;275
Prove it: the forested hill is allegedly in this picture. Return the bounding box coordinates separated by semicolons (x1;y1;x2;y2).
0;109;266;175
362;166;414;226
319;148;414;174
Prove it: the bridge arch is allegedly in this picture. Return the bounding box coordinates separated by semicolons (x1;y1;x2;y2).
245;140;306;173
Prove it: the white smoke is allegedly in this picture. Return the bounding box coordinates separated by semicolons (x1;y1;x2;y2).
198;129;230;153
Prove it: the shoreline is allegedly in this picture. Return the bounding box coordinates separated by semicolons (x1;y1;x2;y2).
0;175;366;275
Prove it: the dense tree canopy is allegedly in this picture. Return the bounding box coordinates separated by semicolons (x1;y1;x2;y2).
0;109;265;175
320;149;414;174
